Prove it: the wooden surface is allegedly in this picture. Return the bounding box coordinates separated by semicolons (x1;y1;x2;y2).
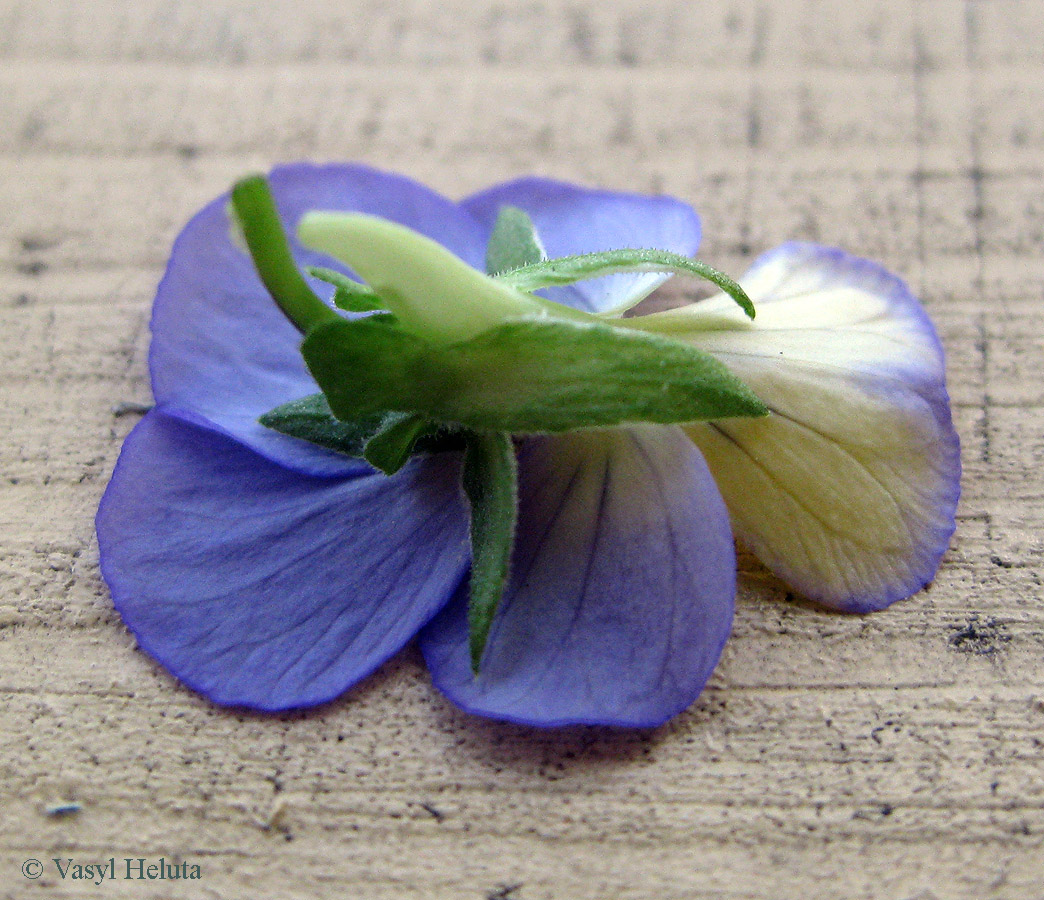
2;1;1043;897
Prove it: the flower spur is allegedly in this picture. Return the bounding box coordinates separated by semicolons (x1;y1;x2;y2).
96;163;959;727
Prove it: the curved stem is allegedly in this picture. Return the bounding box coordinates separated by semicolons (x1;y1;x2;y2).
230;175;341;333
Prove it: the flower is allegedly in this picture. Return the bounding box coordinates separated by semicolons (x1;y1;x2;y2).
95;163;960;727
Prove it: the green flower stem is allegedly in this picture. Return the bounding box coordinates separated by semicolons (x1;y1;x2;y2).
230;175;342;333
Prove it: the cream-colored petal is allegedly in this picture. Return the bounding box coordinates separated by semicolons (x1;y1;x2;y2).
640;243;960;611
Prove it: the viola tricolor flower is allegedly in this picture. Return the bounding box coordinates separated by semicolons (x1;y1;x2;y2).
95;163;960;727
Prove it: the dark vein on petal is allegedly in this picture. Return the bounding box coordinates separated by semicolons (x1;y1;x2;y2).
511;449;585;595
626;429;684;697
707;421;892;551
757;401;913;535
529;448;612;704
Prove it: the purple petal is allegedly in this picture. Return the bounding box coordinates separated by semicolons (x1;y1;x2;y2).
149;162;488;475
420;426;734;727
462;177;701;314
96;408;469;710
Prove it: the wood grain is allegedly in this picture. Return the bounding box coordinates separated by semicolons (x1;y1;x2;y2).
1;1;1042;897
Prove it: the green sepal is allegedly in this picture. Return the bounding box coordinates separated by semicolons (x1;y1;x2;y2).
307;266;386;313
258;393;386;457
259;393;464;462
363;413;434;475
497;248;757;319
461;431;518;672
301;315;768;434
485;205;546;275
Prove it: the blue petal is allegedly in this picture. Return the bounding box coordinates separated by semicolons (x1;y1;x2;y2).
641;243;961;612
420;426;734;727
462;177;702;315
149;162;488;475
96;408;469;710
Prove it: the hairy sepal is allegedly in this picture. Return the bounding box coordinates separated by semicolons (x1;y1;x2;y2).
301;315;767;434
